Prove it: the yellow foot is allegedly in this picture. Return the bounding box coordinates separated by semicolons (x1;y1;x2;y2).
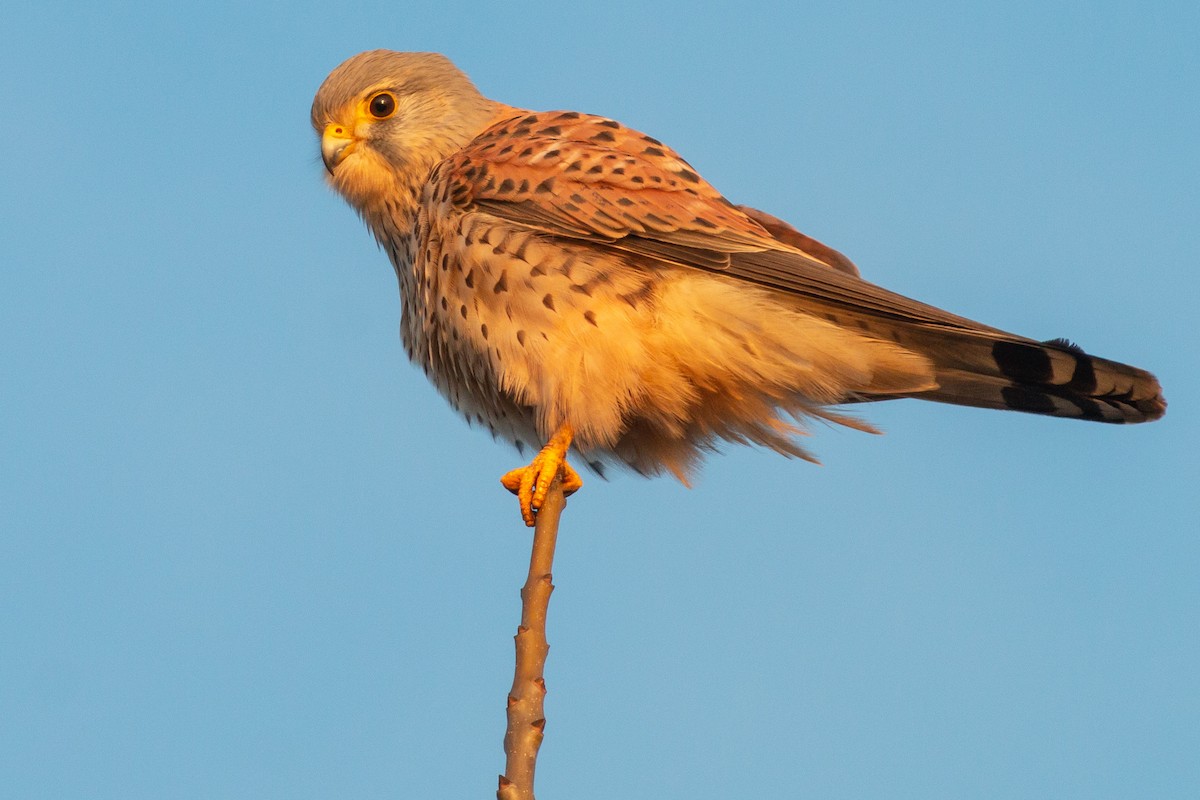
500;424;582;527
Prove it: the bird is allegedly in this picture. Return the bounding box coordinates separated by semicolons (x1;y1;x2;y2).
311;50;1165;526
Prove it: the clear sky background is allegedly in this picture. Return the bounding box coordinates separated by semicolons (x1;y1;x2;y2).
3;2;1197;798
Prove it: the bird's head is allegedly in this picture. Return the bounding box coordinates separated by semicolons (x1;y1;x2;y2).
311;50;499;211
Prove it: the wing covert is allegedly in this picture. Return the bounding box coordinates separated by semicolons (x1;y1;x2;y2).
431;109;1011;338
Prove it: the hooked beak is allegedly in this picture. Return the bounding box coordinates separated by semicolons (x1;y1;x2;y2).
321;123;357;174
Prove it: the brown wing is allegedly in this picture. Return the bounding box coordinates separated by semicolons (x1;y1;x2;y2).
436;112;854;264
433;110;1012;336
430;110;1164;424
734;205;860;277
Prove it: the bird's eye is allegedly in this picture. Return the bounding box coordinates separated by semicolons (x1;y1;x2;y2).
368;92;397;119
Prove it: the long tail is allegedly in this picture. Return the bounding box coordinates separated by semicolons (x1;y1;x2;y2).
858;324;1166;423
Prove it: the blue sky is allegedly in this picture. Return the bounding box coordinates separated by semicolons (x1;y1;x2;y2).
2;2;1197;798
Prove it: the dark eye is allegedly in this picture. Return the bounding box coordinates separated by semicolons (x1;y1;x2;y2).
368;92;397;119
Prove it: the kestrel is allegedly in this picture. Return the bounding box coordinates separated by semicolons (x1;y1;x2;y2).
312;50;1165;526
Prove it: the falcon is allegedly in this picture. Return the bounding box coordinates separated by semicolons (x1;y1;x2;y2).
312;50;1165;526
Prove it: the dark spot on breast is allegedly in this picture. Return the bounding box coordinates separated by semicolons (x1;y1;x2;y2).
535;178;555;193
440;253;450;271
540;125;562;136
493;271;508;293
558;255;577;280
630;176;644;184
583;310;598;326
587;165;604;174
441;296;448;310
480;323;489;340
530;265;546;277
518;147;534;157
516;330;526;346
591;130;616;143
564;161;582;173
619;283;655;309
460;304;468;319
497;178;516;193
543;149;561;159
584;272;612;290
570;283;592;296
464;269;475;288
542;294;556;311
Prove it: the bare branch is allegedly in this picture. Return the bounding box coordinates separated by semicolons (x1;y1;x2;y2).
498;478;567;800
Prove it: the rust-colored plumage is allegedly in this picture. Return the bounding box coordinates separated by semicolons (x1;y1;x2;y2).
312;50;1165;524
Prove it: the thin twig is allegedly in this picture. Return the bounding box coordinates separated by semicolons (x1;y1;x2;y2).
497;477;566;800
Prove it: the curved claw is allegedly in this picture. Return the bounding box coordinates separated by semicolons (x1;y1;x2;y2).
500;424;582;526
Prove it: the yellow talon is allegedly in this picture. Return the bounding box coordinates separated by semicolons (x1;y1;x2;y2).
500;423;582;526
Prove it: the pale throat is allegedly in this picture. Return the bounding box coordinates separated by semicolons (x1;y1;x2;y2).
349;154;437;262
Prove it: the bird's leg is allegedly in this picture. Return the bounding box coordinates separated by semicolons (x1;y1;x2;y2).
500;422;583;527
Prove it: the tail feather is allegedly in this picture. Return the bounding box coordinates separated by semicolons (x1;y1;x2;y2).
852;324;1165;424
